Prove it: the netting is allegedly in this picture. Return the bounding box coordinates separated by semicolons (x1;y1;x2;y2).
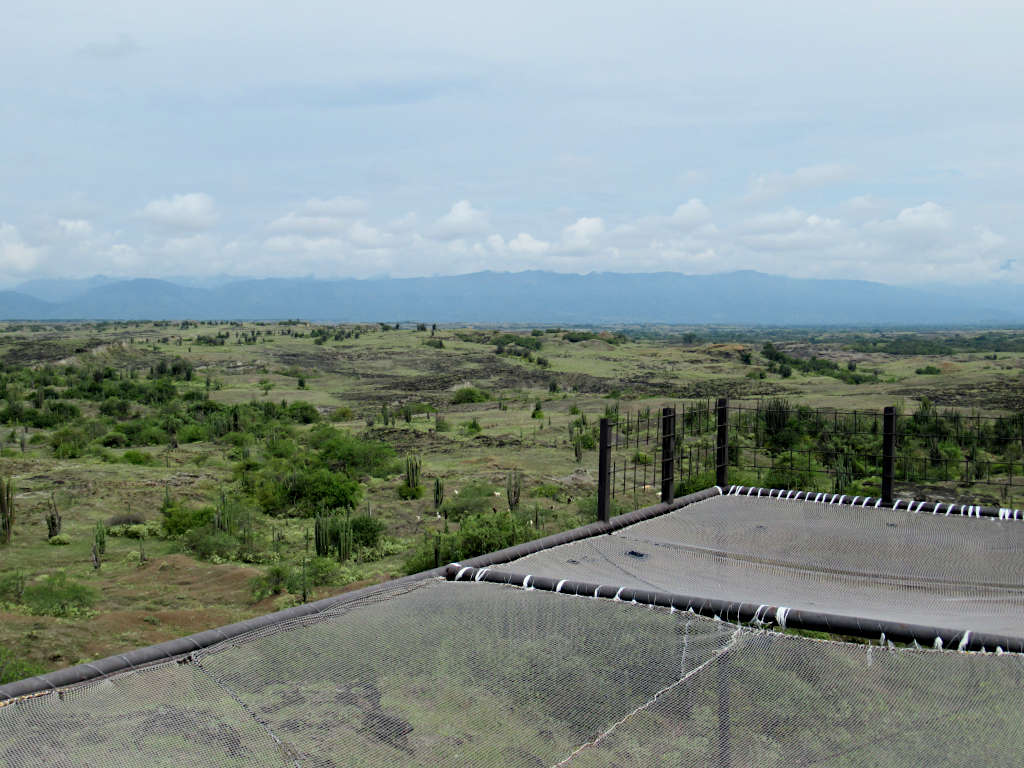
498;494;1024;637
3;492;1024;766
3;579;1024;767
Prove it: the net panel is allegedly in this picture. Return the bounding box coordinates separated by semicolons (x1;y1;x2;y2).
498;495;1024;636
3;580;1023;767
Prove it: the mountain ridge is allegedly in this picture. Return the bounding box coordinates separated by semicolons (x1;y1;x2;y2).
0;271;1020;325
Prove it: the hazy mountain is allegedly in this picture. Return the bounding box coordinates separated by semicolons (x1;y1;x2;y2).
13;275;120;302
0;271;1020;326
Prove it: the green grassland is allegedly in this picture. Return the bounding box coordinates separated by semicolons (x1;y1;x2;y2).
0;320;1022;680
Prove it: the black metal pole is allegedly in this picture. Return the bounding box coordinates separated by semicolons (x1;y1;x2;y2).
661;407;675;503
598;417;611;522
882;406;896;505
716;398;729;488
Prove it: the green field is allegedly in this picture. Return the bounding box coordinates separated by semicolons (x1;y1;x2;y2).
1;320;1023;681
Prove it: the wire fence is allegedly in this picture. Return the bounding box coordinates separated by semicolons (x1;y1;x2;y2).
599;398;1024;514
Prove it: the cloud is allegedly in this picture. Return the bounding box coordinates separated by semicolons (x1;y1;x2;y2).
745;163;852;201
508;232;550;254
670;198;712;229
562;217;604;251
348;221;386;247
76;34;139;60
57;219;93;237
268;196;369;234
142;193;218;230
0;224;41;274
433;200;488;239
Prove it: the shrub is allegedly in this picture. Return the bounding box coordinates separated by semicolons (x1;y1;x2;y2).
251;564;292;599
452;386;489;404
286;401;321;424
162;503;214;537
100;432;128;448
460;418;482;436
397;484;423;500
185;527;239;560
350;515;385;549
916;365;942;375
108;524;148;539
107;512;145;526
23;572;97;617
48;534;71;545
122;450;156;466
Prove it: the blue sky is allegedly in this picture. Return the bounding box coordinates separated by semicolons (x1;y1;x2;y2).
1;1;1021;286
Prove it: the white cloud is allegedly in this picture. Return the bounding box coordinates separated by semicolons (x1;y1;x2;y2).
508;232;550;254
57;219;93;237
888;201;952;231
562;217;604;251
142;193;218;230
348;221;386;247
0;224;40;274
670;198;712;229
433;200;488;239
264;235;345;254
745;163;852;201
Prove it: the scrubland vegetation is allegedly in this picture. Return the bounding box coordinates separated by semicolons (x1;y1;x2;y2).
1;320;1022;681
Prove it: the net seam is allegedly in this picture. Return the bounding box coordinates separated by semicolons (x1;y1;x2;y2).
191;654;303;768
550;627;742;767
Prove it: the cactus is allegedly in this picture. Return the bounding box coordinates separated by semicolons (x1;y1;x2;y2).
314;512;331;557
506;469;522;513
46;493;62;539
94;520;106;555
433;477;445;513
405;455;422;490
0;477;14;544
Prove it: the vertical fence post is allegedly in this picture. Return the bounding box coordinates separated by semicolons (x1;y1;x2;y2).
716;398;729;488
882;406;896;505
661;407;676;503
598;417;611;522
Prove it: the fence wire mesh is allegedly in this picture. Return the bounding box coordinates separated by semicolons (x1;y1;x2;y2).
3;577;1024;768
604;400;1024;509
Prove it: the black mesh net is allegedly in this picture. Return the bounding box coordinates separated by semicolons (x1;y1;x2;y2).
500;495;1024;637
3;494;1023;767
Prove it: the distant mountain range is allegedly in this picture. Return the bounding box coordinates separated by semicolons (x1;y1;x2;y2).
0;271;1021;326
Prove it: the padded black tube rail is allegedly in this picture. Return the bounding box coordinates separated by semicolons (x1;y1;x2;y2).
0;486;724;703
446;565;1024;654
723;485;1024;521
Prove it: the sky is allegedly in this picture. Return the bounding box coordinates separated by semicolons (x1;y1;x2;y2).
1;1;1022;288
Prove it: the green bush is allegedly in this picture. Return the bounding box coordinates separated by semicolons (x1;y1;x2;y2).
286;401;321;424
452;386;489;404
48;534;71;545
185;527;239;561
251;564;291;599
443;482;499;521
108;523;148;539
100;431;128;448
122;450;156;466
349;515;385;549
397;483;423;500
161;503;214;537
23;572;97;617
